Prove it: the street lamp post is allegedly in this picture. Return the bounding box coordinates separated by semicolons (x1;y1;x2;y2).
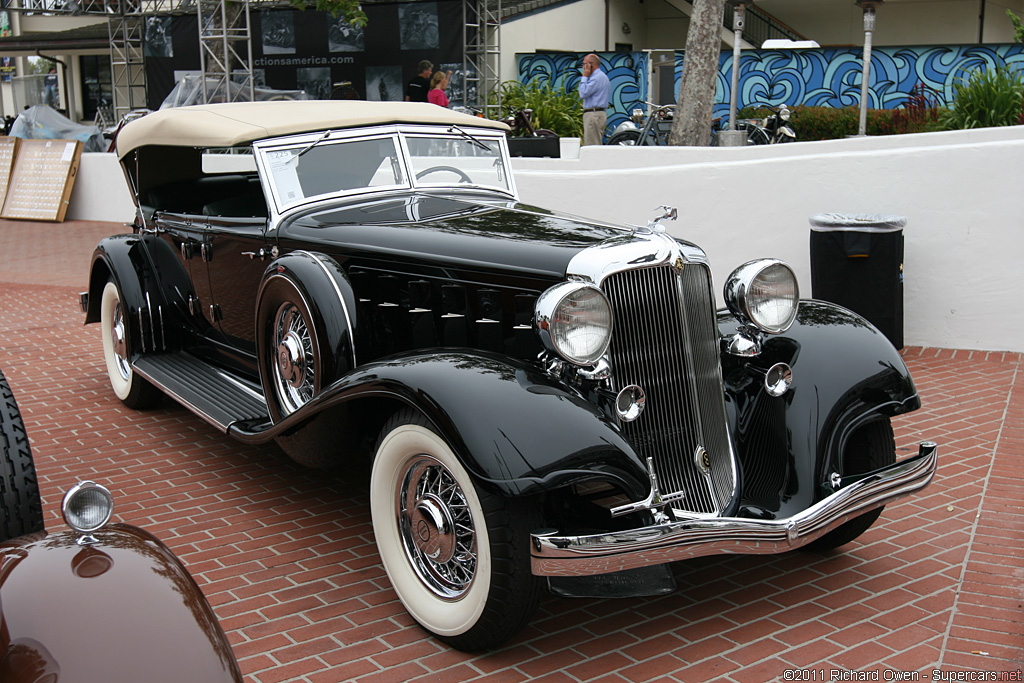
720;0;753;146
856;0;883;136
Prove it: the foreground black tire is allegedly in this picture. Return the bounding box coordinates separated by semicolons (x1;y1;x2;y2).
100;280;161;409
0;368;44;541
807;419;897;550
370;409;541;651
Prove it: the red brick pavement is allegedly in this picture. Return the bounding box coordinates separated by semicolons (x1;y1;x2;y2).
1;219;1021;682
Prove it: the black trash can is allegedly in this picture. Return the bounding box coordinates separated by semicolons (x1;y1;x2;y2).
809;213;906;349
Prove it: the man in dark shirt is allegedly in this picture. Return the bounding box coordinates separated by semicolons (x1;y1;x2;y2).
405;60;433;102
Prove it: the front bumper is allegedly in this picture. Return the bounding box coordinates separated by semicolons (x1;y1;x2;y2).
531;441;937;577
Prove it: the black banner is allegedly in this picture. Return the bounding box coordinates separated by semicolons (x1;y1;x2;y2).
144;1;465;109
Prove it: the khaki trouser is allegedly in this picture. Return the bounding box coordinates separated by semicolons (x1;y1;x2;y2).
582;110;607;146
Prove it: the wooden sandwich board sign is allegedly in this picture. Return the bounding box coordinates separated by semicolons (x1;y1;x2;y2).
1;138;82;222
0;136;19;214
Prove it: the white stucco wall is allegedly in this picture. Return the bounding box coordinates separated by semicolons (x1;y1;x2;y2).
501;0;606;82
510;126;1024;352
754;0;1024;45
67;152;136;224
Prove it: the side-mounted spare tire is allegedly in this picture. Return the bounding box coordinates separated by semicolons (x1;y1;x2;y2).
0;367;44;542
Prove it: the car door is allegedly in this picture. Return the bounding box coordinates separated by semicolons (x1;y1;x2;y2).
153;213;218;334
204;216;272;357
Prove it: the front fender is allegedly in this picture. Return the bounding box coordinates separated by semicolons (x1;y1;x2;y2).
718;299;919;519
232;351;650;500
0;524;241;683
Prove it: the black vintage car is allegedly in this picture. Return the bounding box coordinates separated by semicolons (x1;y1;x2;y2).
83;101;937;651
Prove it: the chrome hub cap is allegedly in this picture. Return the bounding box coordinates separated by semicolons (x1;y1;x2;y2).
277;332;305;388
109;302;130;380
398;457;476;599
272;303;314;414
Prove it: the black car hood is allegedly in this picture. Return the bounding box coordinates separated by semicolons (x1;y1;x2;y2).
278;194;629;280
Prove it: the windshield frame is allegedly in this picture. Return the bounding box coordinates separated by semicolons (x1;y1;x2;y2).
252;124;517;221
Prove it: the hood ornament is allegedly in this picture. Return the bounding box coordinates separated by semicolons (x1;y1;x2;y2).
646;205;677;233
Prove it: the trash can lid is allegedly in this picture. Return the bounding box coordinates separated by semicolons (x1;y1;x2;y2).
809;212;907;232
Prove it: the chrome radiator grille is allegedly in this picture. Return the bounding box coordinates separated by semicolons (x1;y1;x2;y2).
602;263;736;515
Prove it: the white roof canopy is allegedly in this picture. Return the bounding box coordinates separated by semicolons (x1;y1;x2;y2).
115;101;510;159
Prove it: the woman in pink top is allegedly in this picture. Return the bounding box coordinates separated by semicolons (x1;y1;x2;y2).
427;70;452;108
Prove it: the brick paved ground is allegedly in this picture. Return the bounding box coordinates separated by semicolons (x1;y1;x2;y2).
2;219;1021;682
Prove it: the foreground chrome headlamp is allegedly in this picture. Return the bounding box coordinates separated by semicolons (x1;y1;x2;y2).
630;108;644;124
724;259;799;334
62;481;114;541
779;105;791;121
536;282;613;366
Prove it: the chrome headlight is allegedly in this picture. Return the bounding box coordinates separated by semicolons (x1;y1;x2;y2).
724;259;799;334
630;108;644;124
611;120;638;137
779;105;791;121
62;481;114;535
536;282;613;365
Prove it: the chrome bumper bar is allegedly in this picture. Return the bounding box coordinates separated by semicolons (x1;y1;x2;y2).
531;441;937;577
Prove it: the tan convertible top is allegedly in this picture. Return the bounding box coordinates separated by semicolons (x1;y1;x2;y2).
115;101;511;159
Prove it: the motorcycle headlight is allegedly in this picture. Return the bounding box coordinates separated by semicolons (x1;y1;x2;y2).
724;259;799;334
780;106;791;121
631;108;644;124
536;282;613;365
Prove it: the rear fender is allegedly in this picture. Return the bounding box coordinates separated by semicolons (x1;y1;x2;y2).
85;234;192;353
718;299;919;518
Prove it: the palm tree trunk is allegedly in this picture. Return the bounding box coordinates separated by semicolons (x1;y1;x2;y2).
667;0;725;146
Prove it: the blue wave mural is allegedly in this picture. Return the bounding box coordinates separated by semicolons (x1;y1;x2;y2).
517;51;649;138
518;44;1024;135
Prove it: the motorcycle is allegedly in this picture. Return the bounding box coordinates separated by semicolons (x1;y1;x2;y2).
502;107;556;139
606;102;674;146
607;102;722;146
737;104;797;144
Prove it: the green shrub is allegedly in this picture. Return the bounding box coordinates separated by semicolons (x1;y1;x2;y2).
489;81;583;138
936;64;1024;130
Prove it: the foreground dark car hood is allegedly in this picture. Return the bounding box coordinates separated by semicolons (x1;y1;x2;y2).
280;194;629;280
0;524;241;683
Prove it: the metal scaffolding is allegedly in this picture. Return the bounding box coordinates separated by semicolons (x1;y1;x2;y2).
196;0;254;104
106;2;146;120
462;0;500;117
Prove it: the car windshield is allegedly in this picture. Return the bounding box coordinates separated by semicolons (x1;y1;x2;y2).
257;128;512;213
405;135;510;193
264;136;405;209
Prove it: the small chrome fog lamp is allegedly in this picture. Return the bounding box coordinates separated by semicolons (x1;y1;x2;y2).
615;384;646;422
764;362;793;397
62;481;114;543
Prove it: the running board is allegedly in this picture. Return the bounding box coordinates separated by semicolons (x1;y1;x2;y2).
133;353;269;433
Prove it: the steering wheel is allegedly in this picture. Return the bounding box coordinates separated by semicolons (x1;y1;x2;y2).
415;165;472;183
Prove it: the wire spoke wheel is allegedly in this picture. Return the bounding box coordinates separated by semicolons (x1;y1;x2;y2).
399;456;478;598
272;302;316;414
99;280;159;409
371;410;541;650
